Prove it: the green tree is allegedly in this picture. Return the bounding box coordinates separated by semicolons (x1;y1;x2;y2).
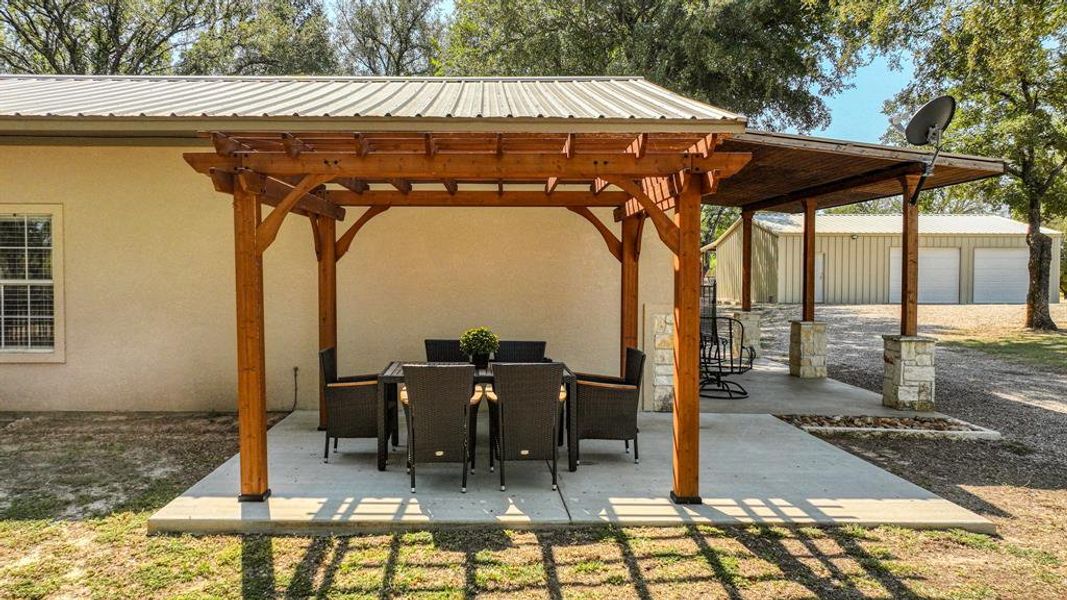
828;0;1067;329
826;188;1003;214
441;0;859;131
335;0;445;75
177;0;336;75
0;0;228;74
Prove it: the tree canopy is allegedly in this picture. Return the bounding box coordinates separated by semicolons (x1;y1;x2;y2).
828;0;1066;328
177;0;336;75
441;0;859;132
334;0;444;76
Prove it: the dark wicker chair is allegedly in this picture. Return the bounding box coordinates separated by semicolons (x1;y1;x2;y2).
424;339;467;362
574;347;646;464
319;347;396;463
494;340;547;362
401;363;479;493
424;339;484;472
486;362;565;491
699;317;754;399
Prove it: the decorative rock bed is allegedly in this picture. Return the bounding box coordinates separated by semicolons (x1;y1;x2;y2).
776;414;1002;440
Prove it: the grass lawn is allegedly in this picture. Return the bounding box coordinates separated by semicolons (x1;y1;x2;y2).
2;413;1065;599
941;329;1067;374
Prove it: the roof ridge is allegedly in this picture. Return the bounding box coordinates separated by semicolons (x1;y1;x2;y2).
0;73;649;83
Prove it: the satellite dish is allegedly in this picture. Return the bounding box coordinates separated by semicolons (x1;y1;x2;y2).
905;95;956;146
901;95;957;204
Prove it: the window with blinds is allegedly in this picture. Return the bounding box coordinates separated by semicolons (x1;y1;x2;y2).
0;214;54;351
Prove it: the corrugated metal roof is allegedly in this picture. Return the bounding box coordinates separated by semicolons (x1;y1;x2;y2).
754;214;1060;235
0;74;745;124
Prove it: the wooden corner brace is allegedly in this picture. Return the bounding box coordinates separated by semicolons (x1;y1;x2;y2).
336;206;389;260
602;176;680;255
255;174;333;254
566;207;622;261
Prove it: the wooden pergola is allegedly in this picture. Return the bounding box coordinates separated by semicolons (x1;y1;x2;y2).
185;128;1003;504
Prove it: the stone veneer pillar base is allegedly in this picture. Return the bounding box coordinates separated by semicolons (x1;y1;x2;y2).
651;313;675;412
882;335;937;411
730;310;762;359
789;320;826;378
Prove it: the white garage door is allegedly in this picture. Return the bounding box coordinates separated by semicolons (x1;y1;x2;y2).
889;247;960;304
974;248;1029;303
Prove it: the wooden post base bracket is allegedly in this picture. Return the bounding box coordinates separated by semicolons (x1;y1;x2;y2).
670;491;703;505
238;489;272;503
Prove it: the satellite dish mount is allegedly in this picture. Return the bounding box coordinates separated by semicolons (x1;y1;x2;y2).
902;95;956;204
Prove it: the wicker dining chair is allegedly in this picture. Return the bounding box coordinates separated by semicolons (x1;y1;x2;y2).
424;339;468;362
401;363;479;493
424;339;485;472
486;362;565;491
319;347;396;463
573;347;646;464
494;340;547;362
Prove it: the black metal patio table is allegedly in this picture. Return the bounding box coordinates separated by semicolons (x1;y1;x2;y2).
376;361;578;472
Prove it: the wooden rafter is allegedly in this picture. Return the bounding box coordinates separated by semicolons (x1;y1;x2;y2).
389;179;413;194
628;133;648;159
545;177;559;195
566;207;622;261
282;133;310;158
335;177;368;194
442;179;458;195
563;133;574;158
326;189;629;207
184;151;752;180
591;178;610;195
603;176;679;255
424;133;437;156
335;206;389;260
256;173;332;254
742;161;924;212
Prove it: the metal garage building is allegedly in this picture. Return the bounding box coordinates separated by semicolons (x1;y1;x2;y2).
709;214;1062;305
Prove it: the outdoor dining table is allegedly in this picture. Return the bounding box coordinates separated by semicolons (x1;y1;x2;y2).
376;361;579;472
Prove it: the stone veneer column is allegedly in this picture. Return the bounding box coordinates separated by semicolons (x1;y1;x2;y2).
882;335;937;411
730;310;762;359
652;313;675;412
789;320;826;378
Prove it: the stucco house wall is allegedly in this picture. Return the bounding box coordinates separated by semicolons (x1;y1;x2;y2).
0;142;675;412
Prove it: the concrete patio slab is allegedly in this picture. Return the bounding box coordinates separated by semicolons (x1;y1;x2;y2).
700;359;945;418
150;409;993;535
562;413;990;531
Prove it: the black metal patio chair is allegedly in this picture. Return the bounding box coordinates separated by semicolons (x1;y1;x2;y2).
319;347;397;463
573;347;646;464
699;317;755;399
401;363;479;493
486;362;566;491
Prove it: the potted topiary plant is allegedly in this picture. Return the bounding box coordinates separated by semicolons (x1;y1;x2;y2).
459;327;499;369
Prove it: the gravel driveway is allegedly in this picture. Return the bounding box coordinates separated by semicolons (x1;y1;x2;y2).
758;304;1067;552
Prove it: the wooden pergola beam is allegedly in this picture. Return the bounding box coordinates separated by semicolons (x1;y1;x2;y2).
741;210;753;311
566;207;622;261
620;215;644;372
232;177;270;502
205;166;345;221
801;199;817;321
742;161;925;212
326;189;630;207
671;173;704;504
184;151;753;181
900;175;921;336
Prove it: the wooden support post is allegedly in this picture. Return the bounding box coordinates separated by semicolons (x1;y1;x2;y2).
671;175;703;504
801;199;817;321
741;210;753;311
900;175;921;336
317;217;337;430
620;215;642;373
233;184;270;501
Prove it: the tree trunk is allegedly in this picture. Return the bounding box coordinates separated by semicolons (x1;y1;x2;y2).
1026;196;1057;330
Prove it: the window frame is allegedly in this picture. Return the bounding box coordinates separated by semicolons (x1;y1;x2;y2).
0;205;64;363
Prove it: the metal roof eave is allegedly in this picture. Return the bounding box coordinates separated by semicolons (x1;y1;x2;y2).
0;115;748;138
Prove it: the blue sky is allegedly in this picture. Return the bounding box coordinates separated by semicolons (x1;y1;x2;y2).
806;56;914;143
